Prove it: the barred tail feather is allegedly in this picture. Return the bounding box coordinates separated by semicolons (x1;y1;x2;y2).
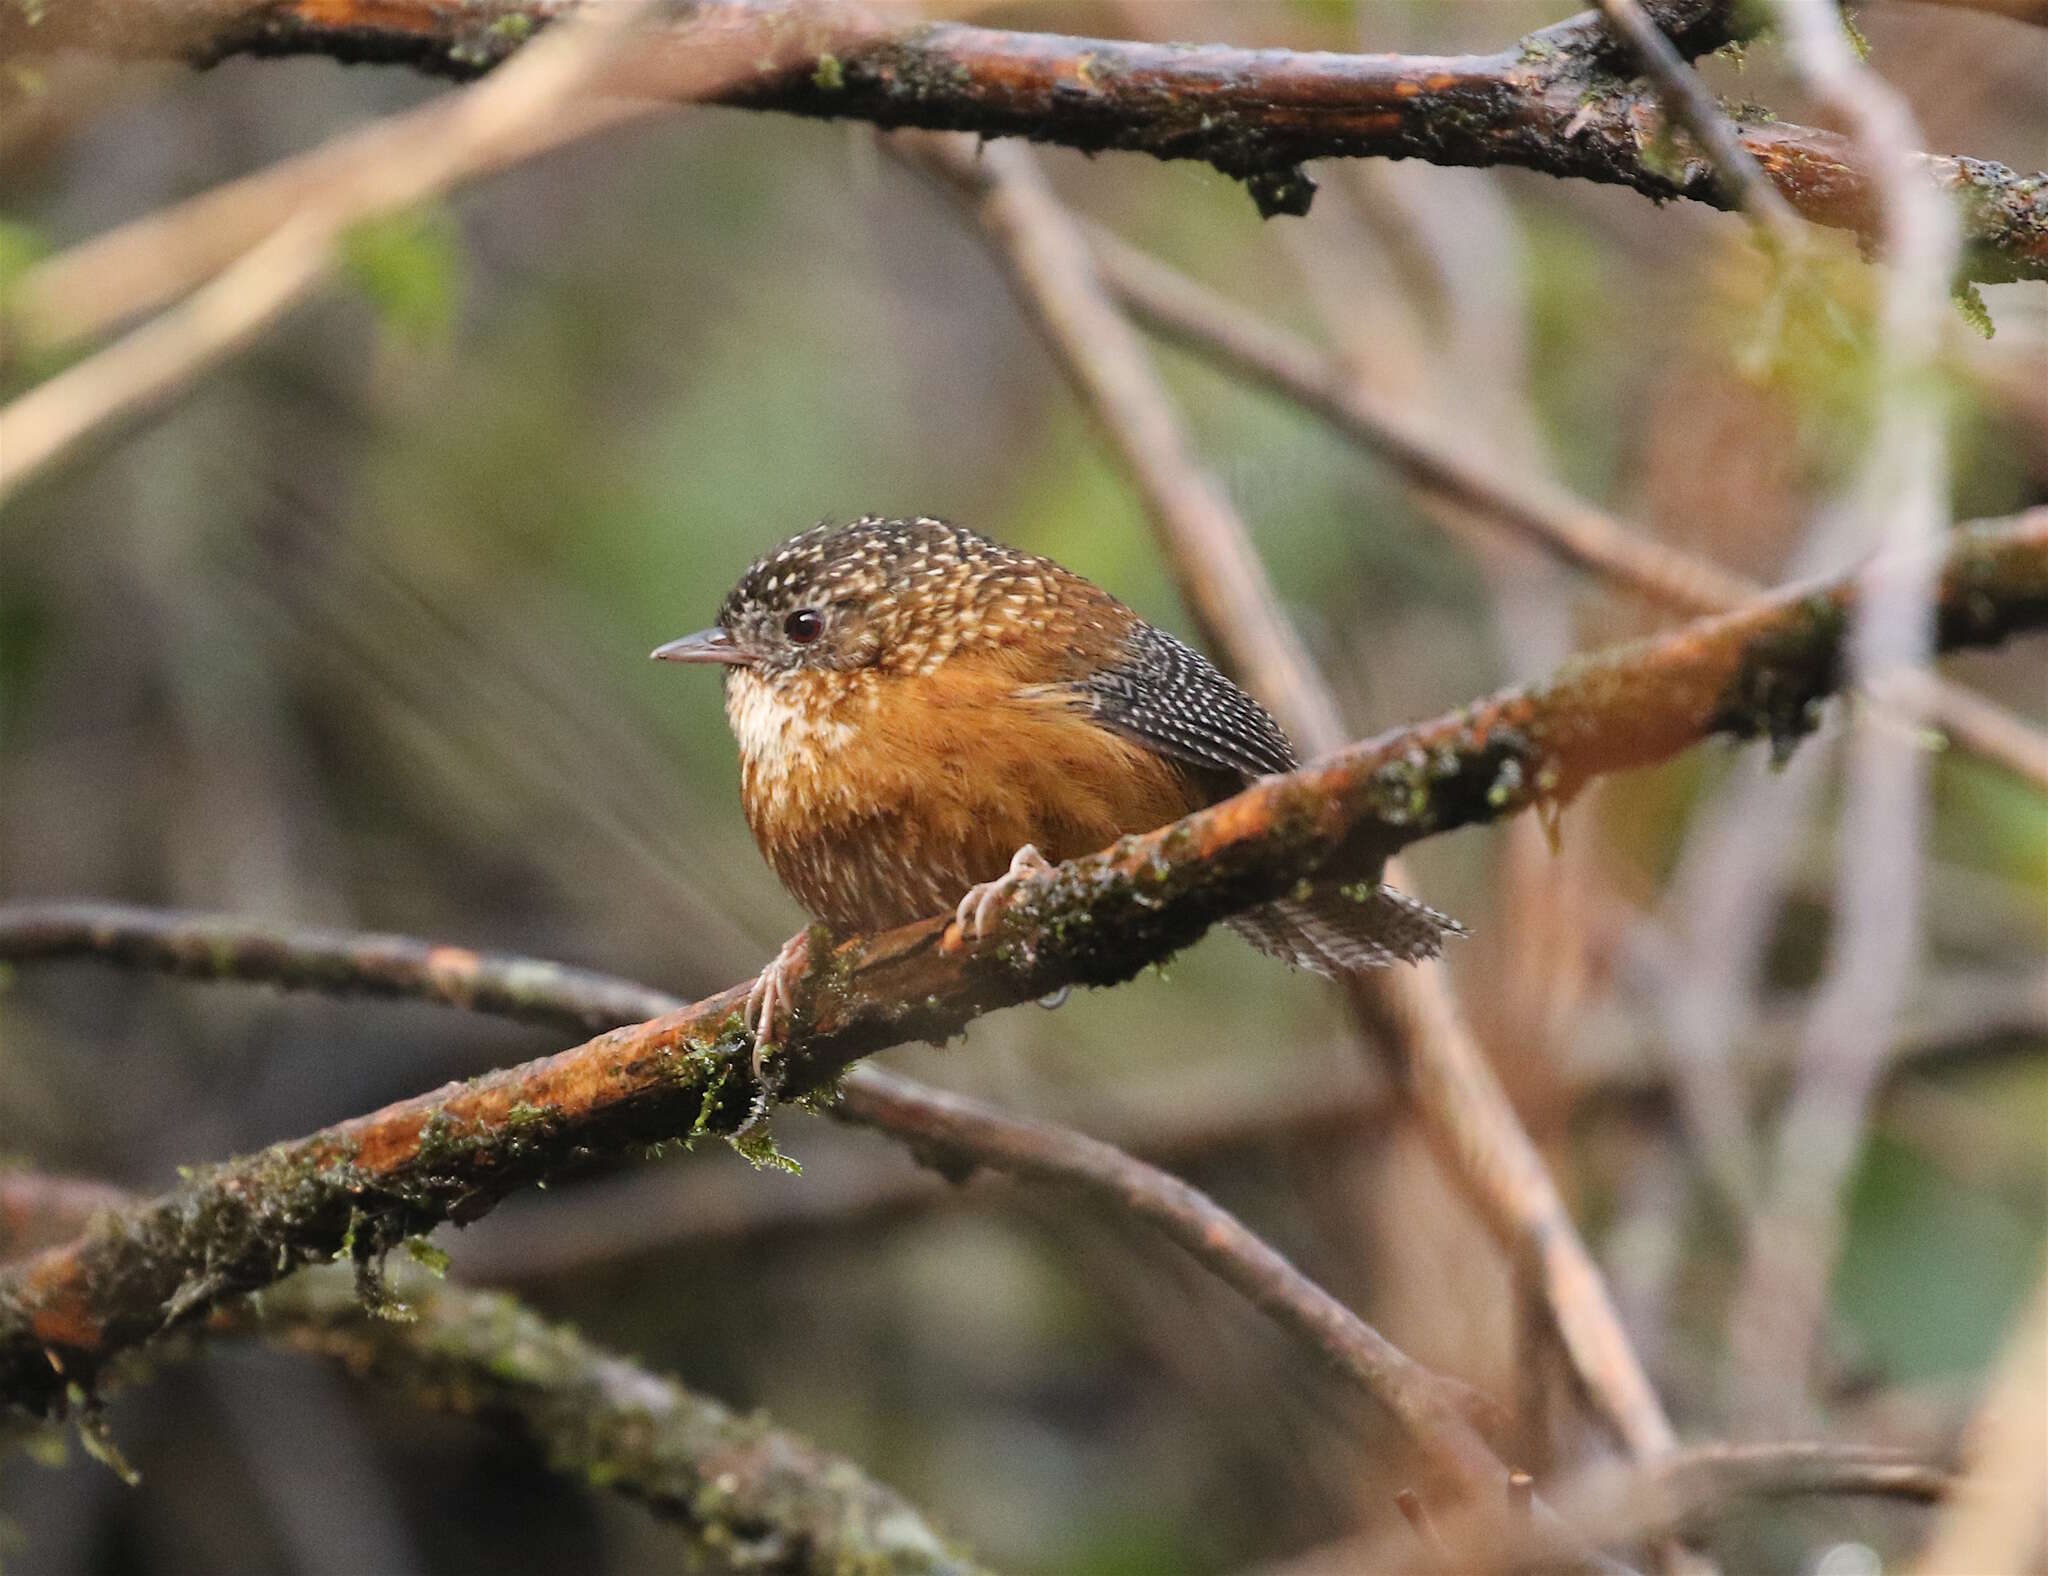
1229;881;1465;977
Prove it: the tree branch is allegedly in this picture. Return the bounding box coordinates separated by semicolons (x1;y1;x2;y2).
833;1070;1524;1501
0;1177;978;1576
0;913;1531;1509
7;0;2044;280
1339;1438;1958;1570
0;510;2041;1420
245;1270;982;1575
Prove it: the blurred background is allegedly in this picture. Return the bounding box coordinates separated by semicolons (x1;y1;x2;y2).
1;1;2043;1571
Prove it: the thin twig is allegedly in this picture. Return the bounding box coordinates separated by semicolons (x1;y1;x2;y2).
1594;0;1805;247
1726;0;1963;1435
904;126;1684;1468
0;512;2041;1419
1282;1438;1957;1572
835;1069;1523;1502
1466;1440;1958;1567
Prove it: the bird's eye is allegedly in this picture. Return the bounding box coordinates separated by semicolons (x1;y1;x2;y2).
783;608;824;645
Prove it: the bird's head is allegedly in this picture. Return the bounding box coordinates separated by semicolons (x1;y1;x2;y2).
652;516;1069;683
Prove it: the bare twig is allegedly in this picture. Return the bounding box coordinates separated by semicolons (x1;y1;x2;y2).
0;1179;976;1576
1282;1438;1957;1572
5;92;655;356
0;512;2041;1418
1594;0;1805;247
1476;1440;1957;1565
1086;229;2048;795
1726;0;1963;1434
906;126;1685;1468
835;1070;1522;1501
0;905;676;1032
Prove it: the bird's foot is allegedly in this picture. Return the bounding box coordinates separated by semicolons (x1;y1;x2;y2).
944;844;1055;954
745;929;816;1079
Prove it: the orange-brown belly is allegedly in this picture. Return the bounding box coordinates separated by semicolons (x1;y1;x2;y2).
733;669;1208;933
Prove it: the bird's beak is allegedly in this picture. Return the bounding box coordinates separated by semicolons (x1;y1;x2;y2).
650;628;754;666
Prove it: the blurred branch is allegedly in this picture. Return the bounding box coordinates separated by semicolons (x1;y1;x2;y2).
5;90;653;356
1910;1261;2048;1575
1725;0;1962;1435
248;1271;980;1576
0;513;2042;1421
0;905;676;1032
1333;1439;1958;1570
5;0;2045;280
902;128;1688;1472
1086;228;2048;795
833;1070;1525;1502
0;1180;977;1576
0;0;827;504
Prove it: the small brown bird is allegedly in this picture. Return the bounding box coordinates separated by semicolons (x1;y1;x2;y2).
654;517;1459;1048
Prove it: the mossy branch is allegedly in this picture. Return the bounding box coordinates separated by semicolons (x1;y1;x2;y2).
0;509;2042;1423
0;921;1532;1506
247;1269;981;1575
0;1178;977;1576
4;0;2044;280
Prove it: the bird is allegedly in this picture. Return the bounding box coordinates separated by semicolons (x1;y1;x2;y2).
653;516;1461;1056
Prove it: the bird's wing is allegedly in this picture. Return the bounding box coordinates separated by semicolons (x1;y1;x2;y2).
1040;623;1299;783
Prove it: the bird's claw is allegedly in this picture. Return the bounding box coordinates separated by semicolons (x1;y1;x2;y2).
746;930;814;1079
944;843;1055;954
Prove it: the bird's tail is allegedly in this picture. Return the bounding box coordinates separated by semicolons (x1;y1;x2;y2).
1229;881;1465;977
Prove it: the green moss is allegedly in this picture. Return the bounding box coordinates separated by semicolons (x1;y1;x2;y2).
69;1388;136;1486
812;52;844;91
1486;754;1526;810
413;1108;470;1166
1951;279;1995;340
1714;592;1847;758
728;1123;802;1175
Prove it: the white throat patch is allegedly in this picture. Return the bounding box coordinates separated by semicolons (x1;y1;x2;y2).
725;671;857;792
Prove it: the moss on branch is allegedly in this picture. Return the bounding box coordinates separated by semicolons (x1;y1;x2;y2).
4;0;2043;279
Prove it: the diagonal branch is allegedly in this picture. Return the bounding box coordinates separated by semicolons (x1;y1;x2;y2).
6;0;2044;280
1593;0;1805;247
0;916;1538;1520
901;126;1685;1469
0;511;2042;1422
